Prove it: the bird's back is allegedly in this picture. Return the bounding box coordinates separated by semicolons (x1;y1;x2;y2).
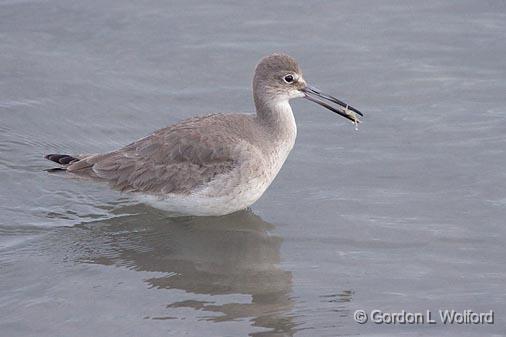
63;113;271;196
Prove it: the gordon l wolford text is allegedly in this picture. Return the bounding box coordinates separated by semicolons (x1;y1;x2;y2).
370;309;494;324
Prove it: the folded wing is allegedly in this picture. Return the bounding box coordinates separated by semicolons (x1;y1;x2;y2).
67;115;245;195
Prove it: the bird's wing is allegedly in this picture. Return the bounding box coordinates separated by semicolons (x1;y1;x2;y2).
67;115;253;194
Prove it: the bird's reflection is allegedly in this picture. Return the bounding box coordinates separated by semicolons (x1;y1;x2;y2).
71;205;295;336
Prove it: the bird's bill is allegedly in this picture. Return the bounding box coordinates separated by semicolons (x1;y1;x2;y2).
301;85;363;124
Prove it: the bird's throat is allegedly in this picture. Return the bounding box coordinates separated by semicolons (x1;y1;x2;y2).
256;99;297;144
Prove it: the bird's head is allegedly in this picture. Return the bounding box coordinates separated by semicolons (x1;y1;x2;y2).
253;53;363;124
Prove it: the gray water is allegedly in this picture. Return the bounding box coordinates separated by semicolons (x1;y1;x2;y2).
1;0;505;336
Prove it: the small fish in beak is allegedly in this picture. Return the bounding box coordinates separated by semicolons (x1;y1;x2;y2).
301;85;364;128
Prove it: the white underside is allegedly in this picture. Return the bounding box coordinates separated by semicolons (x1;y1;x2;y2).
136;175;269;216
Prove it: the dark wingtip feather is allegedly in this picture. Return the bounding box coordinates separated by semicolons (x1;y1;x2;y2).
45;167;67;173
45;154;79;165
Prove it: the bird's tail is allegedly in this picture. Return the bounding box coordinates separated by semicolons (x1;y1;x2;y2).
44;154;80;172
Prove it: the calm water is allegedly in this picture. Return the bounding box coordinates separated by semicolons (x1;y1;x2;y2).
1;0;505;336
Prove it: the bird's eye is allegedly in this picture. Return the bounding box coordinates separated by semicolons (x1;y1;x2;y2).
283;74;294;83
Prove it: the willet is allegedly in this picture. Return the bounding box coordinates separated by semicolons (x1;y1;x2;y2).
45;54;363;216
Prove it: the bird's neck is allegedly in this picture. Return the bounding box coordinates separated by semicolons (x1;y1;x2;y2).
255;97;297;143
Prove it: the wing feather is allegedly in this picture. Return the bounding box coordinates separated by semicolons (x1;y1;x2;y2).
67;114;249;194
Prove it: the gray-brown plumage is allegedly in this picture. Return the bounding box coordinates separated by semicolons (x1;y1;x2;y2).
62;113;271;195
45;53;362;216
